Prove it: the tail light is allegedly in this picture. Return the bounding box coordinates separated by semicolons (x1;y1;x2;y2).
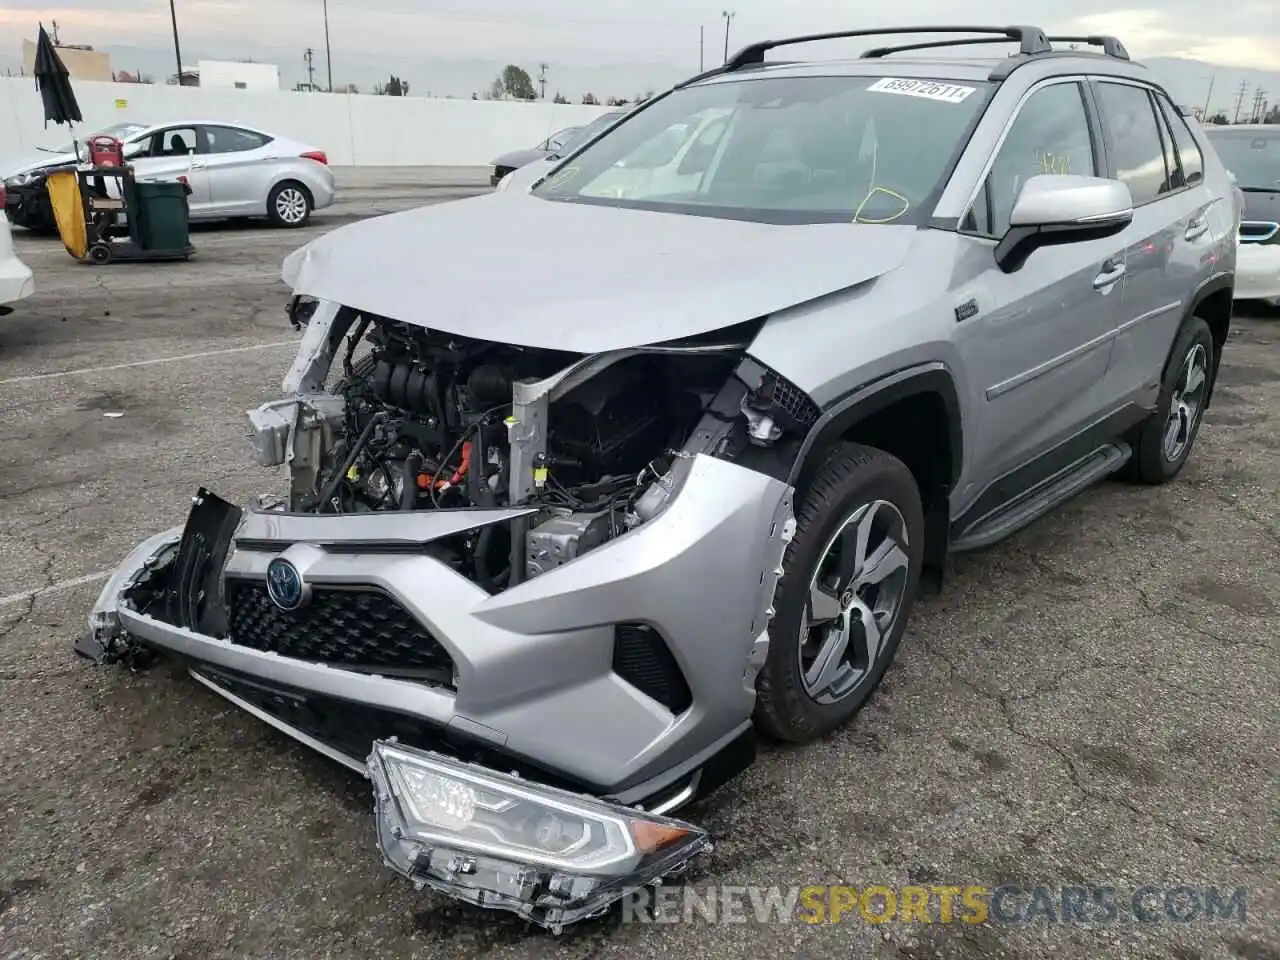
0;184;6;209
301;151;328;165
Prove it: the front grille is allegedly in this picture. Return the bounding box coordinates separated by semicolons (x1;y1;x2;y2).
612;623;692;715
224;579;454;683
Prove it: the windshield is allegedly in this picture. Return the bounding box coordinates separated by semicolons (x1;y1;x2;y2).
1206;129;1280;191
531;74;993;225
43;122;148;154
557;113;625;153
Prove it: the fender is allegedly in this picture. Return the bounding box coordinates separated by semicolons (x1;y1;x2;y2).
787;361;965;497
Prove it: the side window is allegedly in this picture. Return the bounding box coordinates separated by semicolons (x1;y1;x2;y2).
1094;82;1169;204
204;126;270;154
158;127;199;157
963;82;1097;236
1155;96;1204;186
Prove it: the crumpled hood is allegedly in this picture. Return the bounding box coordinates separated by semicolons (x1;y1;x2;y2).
2;150;74;180
490;147;550;169
282;192;917;353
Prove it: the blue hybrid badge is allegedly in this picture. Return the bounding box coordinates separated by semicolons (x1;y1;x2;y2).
266;557;307;611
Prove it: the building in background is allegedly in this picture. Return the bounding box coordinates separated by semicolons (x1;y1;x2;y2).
196;60;280;91
20;38;111;81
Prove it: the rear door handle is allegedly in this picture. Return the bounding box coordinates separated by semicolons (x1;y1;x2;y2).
1093;259;1126;289
1185;216;1209;241
189;160;207;169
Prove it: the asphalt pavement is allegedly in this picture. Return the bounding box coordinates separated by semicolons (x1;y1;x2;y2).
0;167;1276;960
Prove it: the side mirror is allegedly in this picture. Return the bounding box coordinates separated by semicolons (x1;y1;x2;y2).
994;175;1134;274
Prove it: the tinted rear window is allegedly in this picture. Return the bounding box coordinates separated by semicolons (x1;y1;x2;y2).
1205;129;1280;191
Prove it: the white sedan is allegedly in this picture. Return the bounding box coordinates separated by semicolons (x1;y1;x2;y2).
3;120;336;232
0;190;34;312
1205;124;1280;305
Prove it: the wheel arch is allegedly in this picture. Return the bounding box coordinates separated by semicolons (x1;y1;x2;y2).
268;178;314;213
1183;271;1233;408
786;363;964;586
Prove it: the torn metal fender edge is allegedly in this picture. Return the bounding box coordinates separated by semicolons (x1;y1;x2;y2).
79;525;184;662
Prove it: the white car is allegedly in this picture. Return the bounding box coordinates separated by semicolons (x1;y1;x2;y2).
3;120;336;231
0;190;34;312
1204;124;1280;305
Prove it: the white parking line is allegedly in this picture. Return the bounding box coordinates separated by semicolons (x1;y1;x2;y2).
0;570;112;609
0;340;298;387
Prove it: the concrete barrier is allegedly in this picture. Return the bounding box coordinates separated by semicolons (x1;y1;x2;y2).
0;77;613;169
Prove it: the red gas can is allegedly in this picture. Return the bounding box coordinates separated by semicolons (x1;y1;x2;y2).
87;135;124;168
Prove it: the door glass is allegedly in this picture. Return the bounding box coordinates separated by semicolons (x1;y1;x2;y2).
158;128;199;157
1095;82;1169;204
205;126;270;154
1155;96;1203;186
964;82;1097;236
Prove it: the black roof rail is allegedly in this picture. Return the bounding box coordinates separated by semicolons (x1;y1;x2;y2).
1045;35;1130;60
723;25;1051;70
862;36;1017;58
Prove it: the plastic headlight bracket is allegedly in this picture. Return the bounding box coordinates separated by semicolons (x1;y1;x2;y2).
368;739;712;931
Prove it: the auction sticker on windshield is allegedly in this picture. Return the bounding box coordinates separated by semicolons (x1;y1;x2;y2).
866;78;977;103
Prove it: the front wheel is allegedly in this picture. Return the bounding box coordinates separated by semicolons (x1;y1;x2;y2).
755;443;924;744
268;182;313;228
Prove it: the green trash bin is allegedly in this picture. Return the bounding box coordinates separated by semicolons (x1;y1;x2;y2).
131;179;190;251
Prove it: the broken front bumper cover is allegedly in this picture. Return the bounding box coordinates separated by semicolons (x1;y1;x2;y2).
369;740;711;930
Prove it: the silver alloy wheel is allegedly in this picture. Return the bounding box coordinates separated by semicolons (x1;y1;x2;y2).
275;187;309;224
1162;343;1209;463
799;499;911;705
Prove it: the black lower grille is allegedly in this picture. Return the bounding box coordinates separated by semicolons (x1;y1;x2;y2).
224;579;453;683
612;623;692;714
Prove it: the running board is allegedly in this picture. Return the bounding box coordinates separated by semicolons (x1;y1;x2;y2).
950;442;1131;552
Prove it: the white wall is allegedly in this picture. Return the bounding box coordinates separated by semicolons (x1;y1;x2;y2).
0;77;611;169
197;60;280;92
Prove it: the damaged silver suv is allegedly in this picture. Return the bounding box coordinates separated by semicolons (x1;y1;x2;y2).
84;26;1238;931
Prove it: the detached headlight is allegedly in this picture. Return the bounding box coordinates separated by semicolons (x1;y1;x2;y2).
369;740;711;930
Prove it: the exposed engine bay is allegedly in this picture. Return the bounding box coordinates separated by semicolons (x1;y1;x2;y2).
248;306;818;592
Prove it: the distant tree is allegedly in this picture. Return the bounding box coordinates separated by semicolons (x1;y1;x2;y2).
1207;111;1230;125
501;64;537;100
582;92;599;105
553;92;568;104
376;75;410;96
606;96;631;107
486;77;506;100
471;91;479;100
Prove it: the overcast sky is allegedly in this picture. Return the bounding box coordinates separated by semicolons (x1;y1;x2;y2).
1;0;1276;96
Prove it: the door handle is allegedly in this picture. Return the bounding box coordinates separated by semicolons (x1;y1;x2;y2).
189;160;206;170
1184;216;1208;241
1093;259;1126;289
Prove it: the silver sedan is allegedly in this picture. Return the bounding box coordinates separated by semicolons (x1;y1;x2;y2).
3;120;336;230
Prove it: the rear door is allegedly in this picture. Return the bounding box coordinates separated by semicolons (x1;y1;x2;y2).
129;126;212;213
952;77;1126;494
199;125;276;216
1088;80;1223;410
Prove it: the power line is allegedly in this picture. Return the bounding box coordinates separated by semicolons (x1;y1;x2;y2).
1231;79;1249;124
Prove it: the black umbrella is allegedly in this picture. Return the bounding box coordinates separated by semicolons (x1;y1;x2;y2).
33;22;82;128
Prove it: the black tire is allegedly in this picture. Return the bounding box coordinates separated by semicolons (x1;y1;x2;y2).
1120;316;1215;485
86;243;112;264
267;181;313;228
755;443;925;744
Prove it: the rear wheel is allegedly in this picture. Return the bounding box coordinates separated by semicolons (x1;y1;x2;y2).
268;182;312;228
1120;316;1214;485
755;443;924;744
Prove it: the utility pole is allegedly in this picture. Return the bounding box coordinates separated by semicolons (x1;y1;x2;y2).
168;0;184;86
50;20;60;45
1201;76;1215;121
700;26;705;71
322;0;334;92
1251;87;1267;123
538;63;548;99
1232;79;1249;124
722;11;735;63
304;48;315;90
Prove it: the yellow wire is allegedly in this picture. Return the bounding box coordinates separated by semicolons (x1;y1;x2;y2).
853;186;911;224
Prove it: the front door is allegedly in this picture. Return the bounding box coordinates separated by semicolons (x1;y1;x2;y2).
128;126;212;214
951;78;1126;512
199;125;275;216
